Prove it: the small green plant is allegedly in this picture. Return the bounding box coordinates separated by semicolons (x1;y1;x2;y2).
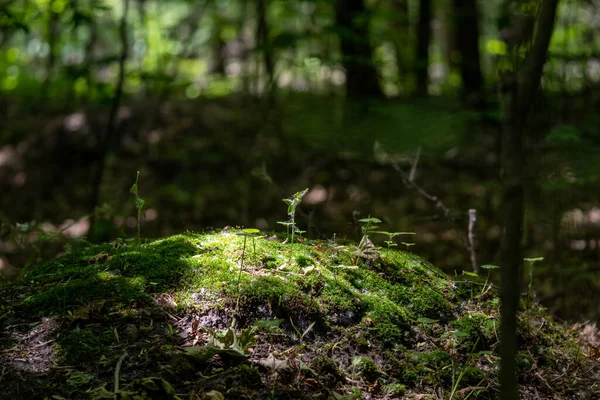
235;228;262;312
129;170;145;243
480;264;500;294
238;228;261;256
524;257;544;302
373;230;416;249
401;242;415;251
167;323;176;336
277;188;308;244
289;318;316;344
447;337;481;400
358;217;381;244
184;318;257;363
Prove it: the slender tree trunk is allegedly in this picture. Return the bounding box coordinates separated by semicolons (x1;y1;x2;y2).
84;18;97;103
256;0;274;92
451;0;484;108
41;2;59;100
335;0;382;98
415;0;431;96
211;21;226;76
88;0;131;237
390;0;410;94
498;1;559;399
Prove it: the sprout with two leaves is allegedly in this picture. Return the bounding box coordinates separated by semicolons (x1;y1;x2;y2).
480;264;500;293
277;189;308;244
373;230;416;249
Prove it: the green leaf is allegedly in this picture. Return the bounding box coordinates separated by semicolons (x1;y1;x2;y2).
417;317;439;324
451;331;470;337
463;271;479;277
481;264;500;270
524;257;544;263
254;319;283;330
242;228;260;234
358;217;382;224
136;197;145;209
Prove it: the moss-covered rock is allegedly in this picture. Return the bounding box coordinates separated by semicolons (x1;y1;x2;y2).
1;230;598;399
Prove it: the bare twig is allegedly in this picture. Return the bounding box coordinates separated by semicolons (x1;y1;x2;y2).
114;351;128;394
468;209;479;273
374;141;451;218
409;146;421;183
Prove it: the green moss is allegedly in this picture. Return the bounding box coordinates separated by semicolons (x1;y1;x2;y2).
361;295;409;347
56;327;115;366
21;273;148;315
229;364;262;388
385;383;406;396
311;356;344;386
390;283;454;320
401;350;453;386
352;356;380;383
5;230;594;399
450;312;497;351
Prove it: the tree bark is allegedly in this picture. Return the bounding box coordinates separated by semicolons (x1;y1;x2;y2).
415;0;431;96
498;1;559;399
451;0;484;108
335;0;382;98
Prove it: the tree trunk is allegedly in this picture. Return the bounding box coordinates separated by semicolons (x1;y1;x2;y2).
41;2;59;100
335;0;382;98
256;0;273;92
415;0;431;96
498;1;559;399
451;0;484;108
390;0;410;94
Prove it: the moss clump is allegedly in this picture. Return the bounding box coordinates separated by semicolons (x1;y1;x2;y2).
56;327;115;366
352;356;380;383
311;356;344;386
21;273;149;315
401;350;453;386
3;230;598;400
450;312;497;351
385;383;406;396
228;364;262;388
361;295;410;347
390;283;454;320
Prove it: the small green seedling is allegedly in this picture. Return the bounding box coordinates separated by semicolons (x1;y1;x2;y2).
373;231;416;249
401;242;415;251
480;264;499;293
277;189;308;244
238;228;261;255
129;170;145;243
524;257;544;302
357;217;381;251
235;228;261;312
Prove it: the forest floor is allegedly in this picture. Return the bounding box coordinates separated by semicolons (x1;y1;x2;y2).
2;95;599;323
1;230;599;399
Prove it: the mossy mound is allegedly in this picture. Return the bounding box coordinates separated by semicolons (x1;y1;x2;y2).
1;230;598;399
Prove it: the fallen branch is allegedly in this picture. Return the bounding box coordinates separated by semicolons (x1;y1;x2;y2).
114;351;128;395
